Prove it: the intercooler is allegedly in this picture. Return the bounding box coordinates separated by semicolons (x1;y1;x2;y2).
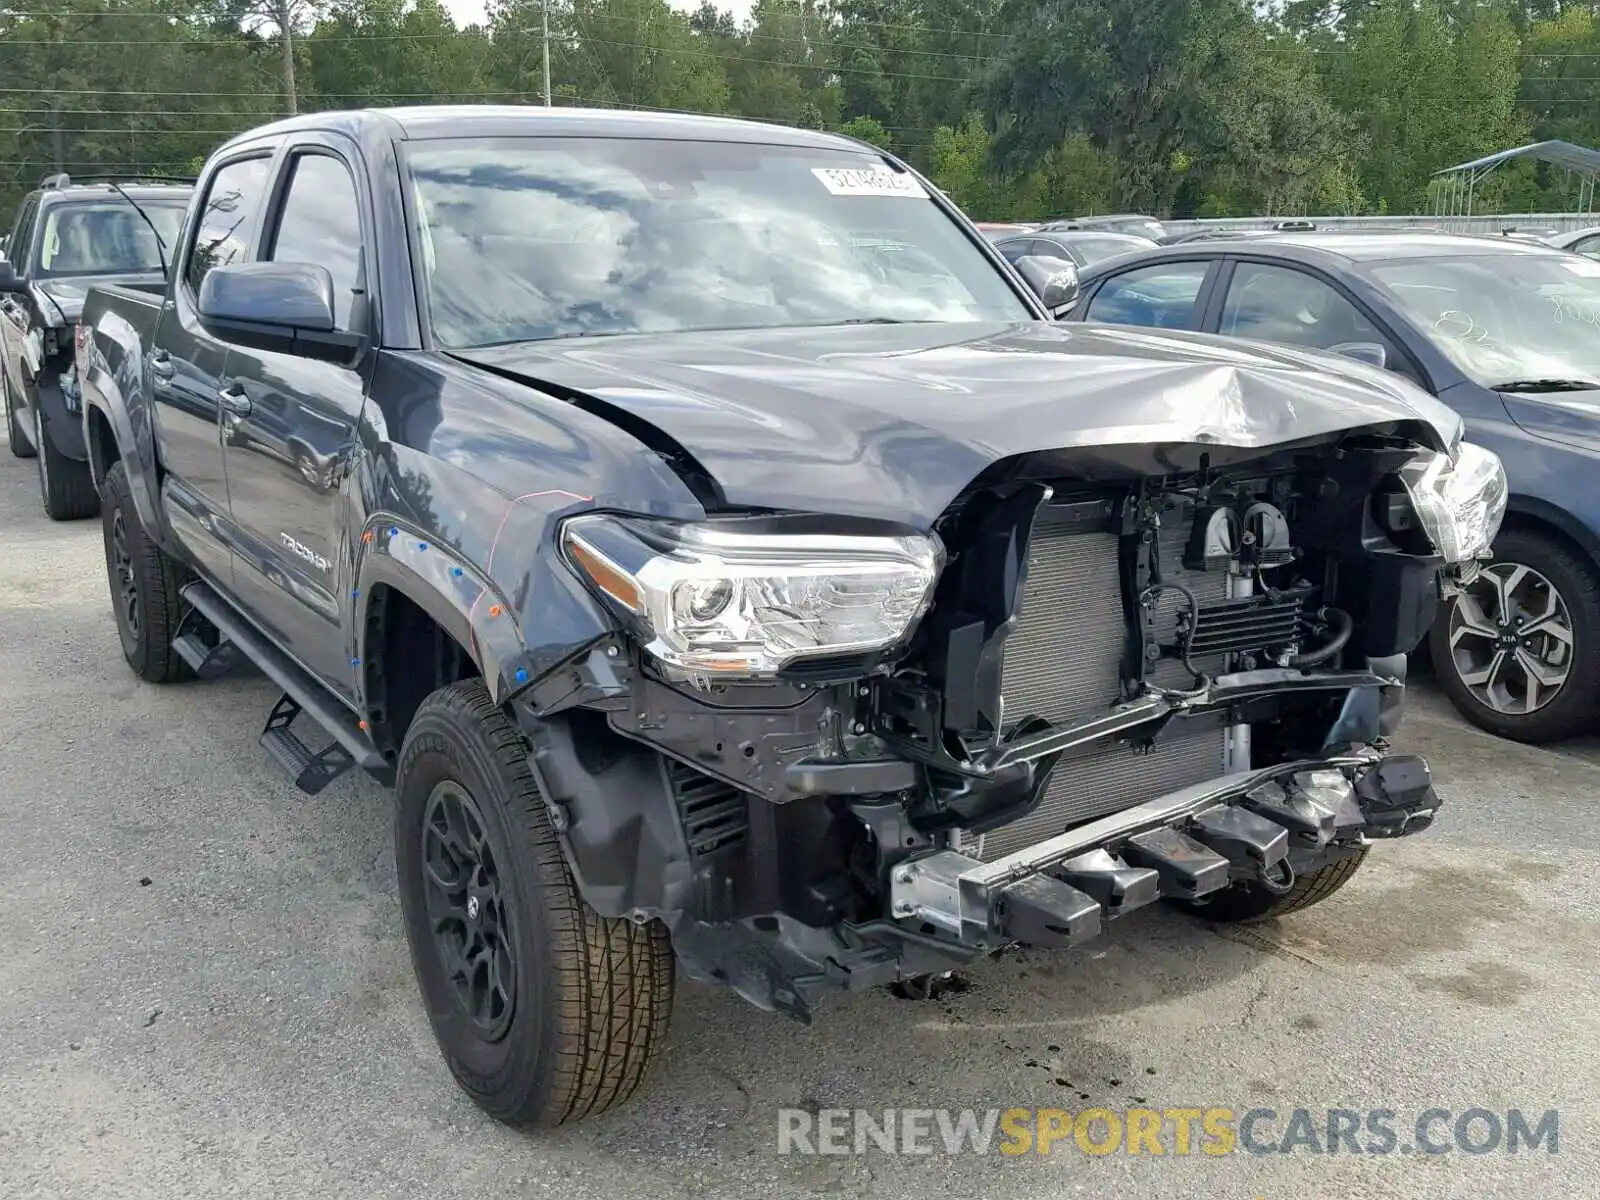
965;513;1231;862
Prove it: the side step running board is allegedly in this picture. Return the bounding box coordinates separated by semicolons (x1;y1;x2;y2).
180;582;388;794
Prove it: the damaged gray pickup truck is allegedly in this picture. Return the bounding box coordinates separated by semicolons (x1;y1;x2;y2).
76;107;1505;1129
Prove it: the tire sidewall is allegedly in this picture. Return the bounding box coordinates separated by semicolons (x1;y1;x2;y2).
36;400;51;499
1430;529;1600;741
394;705;562;1119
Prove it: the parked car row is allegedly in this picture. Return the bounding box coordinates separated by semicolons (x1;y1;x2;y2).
38;106;1491;1129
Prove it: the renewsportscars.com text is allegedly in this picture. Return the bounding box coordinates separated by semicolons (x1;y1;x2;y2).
776;1106;1560;1157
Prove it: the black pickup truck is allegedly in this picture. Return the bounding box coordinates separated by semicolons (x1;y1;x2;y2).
77;106;1504;1129
0;174;190;519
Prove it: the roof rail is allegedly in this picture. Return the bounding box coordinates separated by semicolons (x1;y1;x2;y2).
37;172;196;190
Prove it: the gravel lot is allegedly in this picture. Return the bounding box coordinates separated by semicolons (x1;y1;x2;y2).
1;435;1597;1199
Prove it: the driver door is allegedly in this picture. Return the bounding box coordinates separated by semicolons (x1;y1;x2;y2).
220;138;373;701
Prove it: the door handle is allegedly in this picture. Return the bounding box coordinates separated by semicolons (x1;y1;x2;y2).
217;383;252;418
150;349;174;381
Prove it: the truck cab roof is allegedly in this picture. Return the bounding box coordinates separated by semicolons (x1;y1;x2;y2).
218;103;876;155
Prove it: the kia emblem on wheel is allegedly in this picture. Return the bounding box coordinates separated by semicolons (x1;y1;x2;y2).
466;895;480;920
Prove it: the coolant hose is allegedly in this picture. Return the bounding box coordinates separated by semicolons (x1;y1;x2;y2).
1286;605;1353;669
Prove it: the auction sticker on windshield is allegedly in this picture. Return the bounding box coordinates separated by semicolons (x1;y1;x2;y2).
812;167;928;198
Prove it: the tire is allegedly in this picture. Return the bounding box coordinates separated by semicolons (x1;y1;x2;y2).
37;403;99;520
395;680;675;1127
3;370;36;459
101;460;193;683
1190;848;1369;924
1429;527;1600;743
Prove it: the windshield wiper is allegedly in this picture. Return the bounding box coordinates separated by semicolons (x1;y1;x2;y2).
1492;377;1600;393
107;182;170;283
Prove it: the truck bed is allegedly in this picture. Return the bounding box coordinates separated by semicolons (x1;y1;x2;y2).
76;284;166;443
79;283;164;363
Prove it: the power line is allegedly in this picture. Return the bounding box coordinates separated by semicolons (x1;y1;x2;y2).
569;35;979;84
0;86;526;97
0;30;471;44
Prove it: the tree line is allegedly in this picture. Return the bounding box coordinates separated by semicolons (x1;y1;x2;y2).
3;0;1600;221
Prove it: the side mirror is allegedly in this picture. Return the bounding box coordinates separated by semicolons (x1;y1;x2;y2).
197;262;358;361
1016;254;1081;317
1331;341;1388;370
0;260;25;294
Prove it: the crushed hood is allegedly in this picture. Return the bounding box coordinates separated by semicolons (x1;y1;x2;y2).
459;321;1462;527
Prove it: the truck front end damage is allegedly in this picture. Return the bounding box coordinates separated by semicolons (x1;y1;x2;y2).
525;429;1505;1020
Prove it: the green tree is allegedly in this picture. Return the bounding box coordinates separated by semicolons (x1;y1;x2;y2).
839;114;892;148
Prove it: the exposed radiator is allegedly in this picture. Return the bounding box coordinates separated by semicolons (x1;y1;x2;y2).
970;513;1230;862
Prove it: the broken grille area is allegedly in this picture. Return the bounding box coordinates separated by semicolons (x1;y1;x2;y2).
972;511;1230;861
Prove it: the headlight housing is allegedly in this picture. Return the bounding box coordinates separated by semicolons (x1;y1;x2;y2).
561;514;942;677
1398;441;1507;564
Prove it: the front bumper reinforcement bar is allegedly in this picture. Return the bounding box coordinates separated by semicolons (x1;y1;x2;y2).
889;753;1439;950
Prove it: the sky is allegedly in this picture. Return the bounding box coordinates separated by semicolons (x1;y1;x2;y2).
439;0;757;30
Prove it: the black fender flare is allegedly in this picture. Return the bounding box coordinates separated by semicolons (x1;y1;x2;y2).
33;367;87;461
82;393;160;532
353;518;544;709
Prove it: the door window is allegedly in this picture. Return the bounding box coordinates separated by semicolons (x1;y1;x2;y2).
1220;262;1391;356
1084;261;1209;329
265;154;364;330
183;156;272;298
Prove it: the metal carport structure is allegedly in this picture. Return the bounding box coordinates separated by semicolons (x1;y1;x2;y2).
1433;139;1600;219
1433;139;1600;220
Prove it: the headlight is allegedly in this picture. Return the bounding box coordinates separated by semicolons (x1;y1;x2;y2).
1398;441;1507;564
561;514;941;677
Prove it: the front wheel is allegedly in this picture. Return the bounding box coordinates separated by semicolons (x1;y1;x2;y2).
1429;527;1600;743
395;680;675;1127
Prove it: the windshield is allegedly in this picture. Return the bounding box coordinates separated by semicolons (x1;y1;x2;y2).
36;200;186;278
405;137;1031;348
1371;253;1600;388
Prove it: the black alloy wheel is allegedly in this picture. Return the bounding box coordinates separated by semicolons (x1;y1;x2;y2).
420;780;517;1041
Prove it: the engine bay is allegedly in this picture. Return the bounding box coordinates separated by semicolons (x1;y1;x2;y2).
874;436;1442;845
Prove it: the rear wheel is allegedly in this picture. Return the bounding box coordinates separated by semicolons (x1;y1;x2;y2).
1429;527;1600;743
101;460;192;683
37;403;99;520
1190;849;1369;924
3;370;35;459
395;680;675;1127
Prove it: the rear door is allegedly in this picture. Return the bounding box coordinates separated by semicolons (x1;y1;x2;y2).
220;137;373;700
151;151;275;586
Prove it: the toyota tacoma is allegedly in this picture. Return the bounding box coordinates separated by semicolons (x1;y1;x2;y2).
76;106;1503;1128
